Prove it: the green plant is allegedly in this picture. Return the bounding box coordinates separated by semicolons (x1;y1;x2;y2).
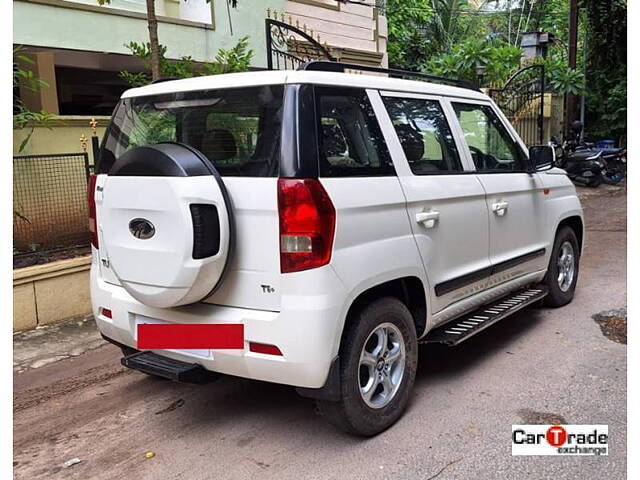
204;36;253;75
544;63;585;95
13;46;54;152
119;37;254;87
484;43;522;85
119;42;195;85
423;39;521;87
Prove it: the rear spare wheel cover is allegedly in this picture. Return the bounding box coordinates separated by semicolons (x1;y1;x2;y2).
100;143;233;308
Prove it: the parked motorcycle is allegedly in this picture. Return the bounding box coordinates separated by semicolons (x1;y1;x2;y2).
551;139;605;189
599;147;627;185
551;121;626;187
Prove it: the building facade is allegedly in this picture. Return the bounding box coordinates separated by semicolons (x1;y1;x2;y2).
14;0;388;155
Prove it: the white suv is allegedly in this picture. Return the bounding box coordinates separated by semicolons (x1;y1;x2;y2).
90;62;583;436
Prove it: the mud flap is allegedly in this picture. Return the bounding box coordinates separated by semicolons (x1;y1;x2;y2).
295;356;341;401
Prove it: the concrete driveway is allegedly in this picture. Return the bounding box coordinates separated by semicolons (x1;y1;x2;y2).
13;186;627;479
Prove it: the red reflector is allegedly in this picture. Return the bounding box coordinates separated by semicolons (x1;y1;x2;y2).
543;188;550;195
277;178;336;273
249;342;283;356
101;308;112;319
87;173;99;249
137;324;244;350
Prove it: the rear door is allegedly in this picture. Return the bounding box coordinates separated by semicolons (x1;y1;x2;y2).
370;91;491;315
96;84;285;311
450;101;548;287
311;86;422;305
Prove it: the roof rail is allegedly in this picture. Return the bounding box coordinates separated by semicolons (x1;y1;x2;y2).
298;61;481;92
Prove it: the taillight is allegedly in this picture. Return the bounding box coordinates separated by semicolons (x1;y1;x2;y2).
88;173;99;249
277;178;335;273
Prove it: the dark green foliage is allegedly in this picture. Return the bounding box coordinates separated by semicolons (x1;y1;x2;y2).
583;0;627;144
387;0;433;69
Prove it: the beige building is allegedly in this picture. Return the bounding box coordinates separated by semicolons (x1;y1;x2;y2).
284;0;388;67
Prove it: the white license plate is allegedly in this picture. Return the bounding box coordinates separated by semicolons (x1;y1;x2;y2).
134;315;211;358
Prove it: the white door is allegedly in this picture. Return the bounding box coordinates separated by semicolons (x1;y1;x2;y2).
450;101;549;288
369;91;491;315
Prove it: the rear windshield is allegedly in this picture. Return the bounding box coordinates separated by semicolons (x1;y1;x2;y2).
98;85;284;176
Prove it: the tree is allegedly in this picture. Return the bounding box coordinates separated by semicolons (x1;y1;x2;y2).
582;0;627;143
428;0;481;53
98;0;239;81
387;0;433;69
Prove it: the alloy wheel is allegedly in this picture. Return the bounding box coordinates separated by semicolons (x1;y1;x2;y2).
557;241;576;292
358;322;406;409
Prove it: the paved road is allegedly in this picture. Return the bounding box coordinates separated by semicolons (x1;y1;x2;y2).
14;186;627;480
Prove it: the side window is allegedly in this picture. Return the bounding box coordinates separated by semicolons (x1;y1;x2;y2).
315;87;395;177
382;96;463;174
452;103;527;172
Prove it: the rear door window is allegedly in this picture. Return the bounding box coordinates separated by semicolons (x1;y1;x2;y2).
315;87;395;177
99;85;284;176
382;96;463;174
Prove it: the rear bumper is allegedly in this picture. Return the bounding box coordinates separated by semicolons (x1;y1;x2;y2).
90;257;347;389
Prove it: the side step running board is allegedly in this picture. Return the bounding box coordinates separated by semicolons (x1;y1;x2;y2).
422;285;548;346
121;351;216;384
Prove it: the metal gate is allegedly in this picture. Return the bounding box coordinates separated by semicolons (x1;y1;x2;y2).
490;65;545;146
265;16;335;70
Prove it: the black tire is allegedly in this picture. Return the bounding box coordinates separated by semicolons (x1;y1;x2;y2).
601;172;623;185
586;175;602;187
543;226;580;307
317;297;418;436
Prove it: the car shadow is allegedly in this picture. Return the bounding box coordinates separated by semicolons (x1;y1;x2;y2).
123;307;548;443
416;307;546;383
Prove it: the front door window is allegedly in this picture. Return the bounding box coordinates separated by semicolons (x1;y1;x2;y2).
452;103;527;172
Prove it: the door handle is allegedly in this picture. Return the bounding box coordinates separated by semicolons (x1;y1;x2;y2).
416;210;440;228
492;201;509;216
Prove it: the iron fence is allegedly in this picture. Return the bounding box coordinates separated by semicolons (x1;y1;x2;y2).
13;152;93;259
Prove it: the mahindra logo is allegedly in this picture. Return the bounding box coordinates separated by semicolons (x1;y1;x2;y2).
129;218;155;239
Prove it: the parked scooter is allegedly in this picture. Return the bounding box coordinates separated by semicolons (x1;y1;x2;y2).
551;123;605;187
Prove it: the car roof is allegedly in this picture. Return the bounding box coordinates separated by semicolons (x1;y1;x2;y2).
121;69;489;102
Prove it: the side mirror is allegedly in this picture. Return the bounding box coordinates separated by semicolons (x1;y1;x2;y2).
529;145;555;172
